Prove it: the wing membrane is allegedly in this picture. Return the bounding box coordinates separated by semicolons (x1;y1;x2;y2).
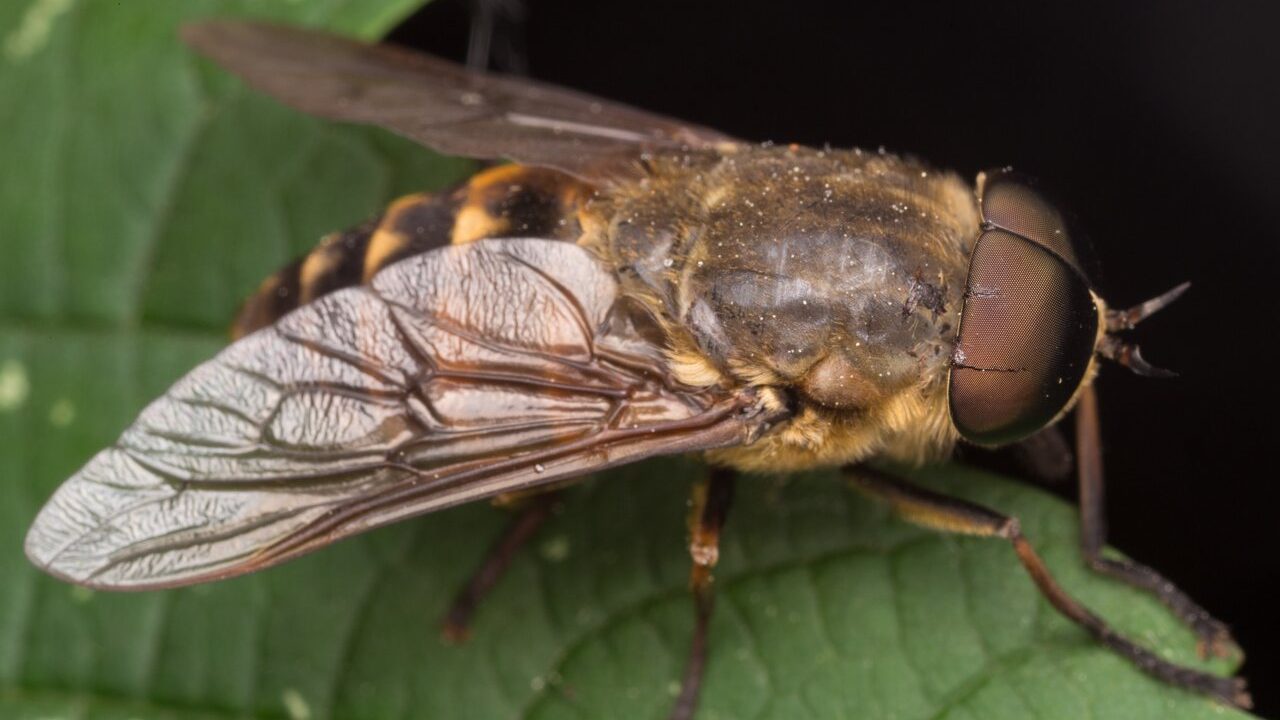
25;240;778;589
180;21;736;182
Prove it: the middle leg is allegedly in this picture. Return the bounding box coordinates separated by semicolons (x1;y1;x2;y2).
669;467;736;720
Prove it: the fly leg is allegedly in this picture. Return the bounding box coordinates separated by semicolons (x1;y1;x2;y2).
670;468;736;720
1075;385;1240;659
1009;425;1074;484
465;0;527;73
441;491;558;642
847;465;1251;709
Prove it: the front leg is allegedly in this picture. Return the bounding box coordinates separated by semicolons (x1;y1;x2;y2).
848;465;1250;709
1075;385;1239;659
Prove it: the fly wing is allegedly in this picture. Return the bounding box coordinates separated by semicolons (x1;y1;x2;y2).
180;21;737;182
25;240;778;590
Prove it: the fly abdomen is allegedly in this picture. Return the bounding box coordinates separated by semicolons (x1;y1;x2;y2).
231;164;589;338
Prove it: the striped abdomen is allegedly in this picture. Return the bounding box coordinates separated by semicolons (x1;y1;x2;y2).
232;164;590;338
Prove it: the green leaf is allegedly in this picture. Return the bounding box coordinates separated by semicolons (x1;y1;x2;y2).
0;2;1250;719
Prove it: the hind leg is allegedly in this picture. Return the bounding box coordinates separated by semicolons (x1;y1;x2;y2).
441;491;559;642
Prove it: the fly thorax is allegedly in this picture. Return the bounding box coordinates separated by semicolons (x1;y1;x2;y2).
675;149;974;415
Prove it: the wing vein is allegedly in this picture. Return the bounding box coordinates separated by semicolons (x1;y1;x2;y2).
25;239;775;589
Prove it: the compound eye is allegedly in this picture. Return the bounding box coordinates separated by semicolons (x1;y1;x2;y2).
948;175;1100;446
980;170;1091;278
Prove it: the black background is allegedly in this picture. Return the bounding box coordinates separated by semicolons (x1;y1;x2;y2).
391;1;1280;713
